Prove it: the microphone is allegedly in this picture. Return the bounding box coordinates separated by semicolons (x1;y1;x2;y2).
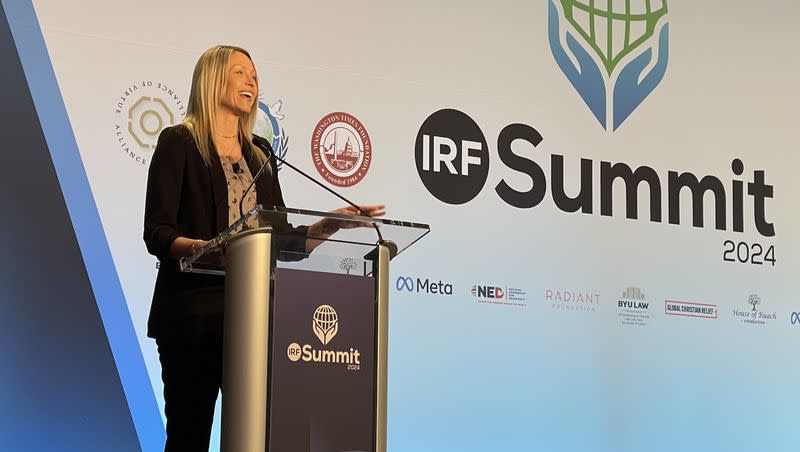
238;137;273;219
250;135;385;245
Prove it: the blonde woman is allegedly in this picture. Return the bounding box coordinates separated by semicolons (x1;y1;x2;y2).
143;45;383;450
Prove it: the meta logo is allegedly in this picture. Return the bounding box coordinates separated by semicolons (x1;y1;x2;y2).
791;312;800;325
395;276;453;295
471;285;504;299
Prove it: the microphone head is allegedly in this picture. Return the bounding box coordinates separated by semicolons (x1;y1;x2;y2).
252;134;271;149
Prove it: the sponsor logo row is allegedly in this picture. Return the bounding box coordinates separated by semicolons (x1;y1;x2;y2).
395;276;797;327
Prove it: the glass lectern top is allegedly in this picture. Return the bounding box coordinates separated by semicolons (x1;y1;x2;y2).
179;205;429;275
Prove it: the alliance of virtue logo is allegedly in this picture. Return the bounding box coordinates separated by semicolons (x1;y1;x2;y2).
548;0;669;131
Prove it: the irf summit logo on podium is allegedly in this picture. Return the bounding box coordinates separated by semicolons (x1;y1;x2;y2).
287;305;361;371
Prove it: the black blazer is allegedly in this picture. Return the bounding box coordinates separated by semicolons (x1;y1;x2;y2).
143;124;301;341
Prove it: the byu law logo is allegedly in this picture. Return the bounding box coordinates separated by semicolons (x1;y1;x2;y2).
312;305;338;345
415;109;489;205
548;0;669;131
395;275;453;295
253;99;288;170
618;286;651;326
287;304;361;371
311;112;372;187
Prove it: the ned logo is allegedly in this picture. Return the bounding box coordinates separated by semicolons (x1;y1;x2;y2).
548;0;669;131
312;304;338;345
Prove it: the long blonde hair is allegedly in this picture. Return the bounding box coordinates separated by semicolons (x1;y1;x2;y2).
184;45;267;167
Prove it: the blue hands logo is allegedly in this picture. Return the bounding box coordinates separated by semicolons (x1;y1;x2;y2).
548;0;669;131
396;276;415;292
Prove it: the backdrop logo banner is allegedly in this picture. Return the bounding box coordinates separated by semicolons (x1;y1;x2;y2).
665;300;718;319
415;108;489;204
113;80;184;165
617;286;651;326
311;112;372;187
254;99;288;170
548;0;669;131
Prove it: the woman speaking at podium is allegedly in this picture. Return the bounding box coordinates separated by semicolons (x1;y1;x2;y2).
143;45;383;451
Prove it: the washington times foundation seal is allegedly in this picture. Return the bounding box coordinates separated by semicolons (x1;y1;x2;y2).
114;81;185;166
311;112;372;187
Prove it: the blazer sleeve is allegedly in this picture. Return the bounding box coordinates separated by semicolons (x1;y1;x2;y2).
143;126;186;261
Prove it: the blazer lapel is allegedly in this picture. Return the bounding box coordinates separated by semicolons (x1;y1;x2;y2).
208;142;229;234
244;140;274;209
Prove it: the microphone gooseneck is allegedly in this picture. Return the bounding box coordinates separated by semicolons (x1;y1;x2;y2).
238;138;273;219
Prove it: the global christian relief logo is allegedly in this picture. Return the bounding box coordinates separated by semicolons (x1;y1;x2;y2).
311;112;372;187
114;81;185;165
548;0;669;131
253;99;289;170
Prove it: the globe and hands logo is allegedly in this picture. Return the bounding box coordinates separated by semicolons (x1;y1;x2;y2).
253;98;289;169
548;0;669;131
312;304;339;345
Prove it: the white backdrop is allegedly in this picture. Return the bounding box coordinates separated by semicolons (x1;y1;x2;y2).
30;1;800;450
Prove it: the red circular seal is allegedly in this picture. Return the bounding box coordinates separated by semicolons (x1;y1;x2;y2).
311;112;372;187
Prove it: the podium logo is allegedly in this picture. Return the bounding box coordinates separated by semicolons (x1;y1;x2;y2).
286;305;361;371
312;305;339;345
548;0;669;131
415;109;489;204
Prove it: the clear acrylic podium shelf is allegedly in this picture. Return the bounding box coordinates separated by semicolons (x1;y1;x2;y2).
179;205;430;275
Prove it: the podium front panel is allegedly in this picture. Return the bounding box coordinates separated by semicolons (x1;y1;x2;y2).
269;267;376;452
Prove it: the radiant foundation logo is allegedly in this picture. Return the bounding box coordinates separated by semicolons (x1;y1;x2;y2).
113;81;185;165
254;99;289;170
287;304;361;370
548;0;669;131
